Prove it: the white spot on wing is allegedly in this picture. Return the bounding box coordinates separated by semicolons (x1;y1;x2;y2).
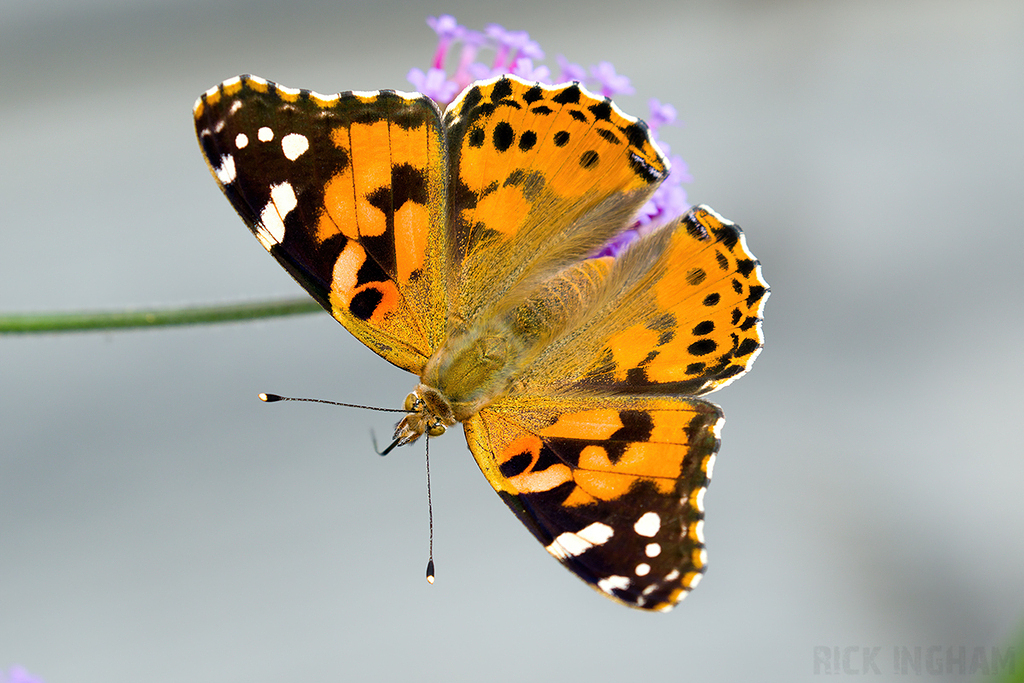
312;91;340;104
576;522;613;546
633;511;661;538
686;572;703;589
645;542;661;558
235;133;248;149
665;569;680;581
255;182;296;249
214;154;236;184
694;487;707;512
704;453;716;479
271;181;297;214
546;522;613;559
547;533;586;559
635;563;651;577
282;133;309;160
258;126;274;142
597;575;630;594
277;84;301;96
693;520;705;544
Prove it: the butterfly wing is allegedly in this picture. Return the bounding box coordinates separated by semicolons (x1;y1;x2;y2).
464;394;721;611
441;75;668;327
194;75;450;373
519;206;770;397
463;208;768;610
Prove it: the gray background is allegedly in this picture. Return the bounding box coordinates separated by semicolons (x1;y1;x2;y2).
2;0;1022;681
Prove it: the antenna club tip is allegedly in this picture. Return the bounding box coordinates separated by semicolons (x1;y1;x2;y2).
426;560;435;584
259;393;281;402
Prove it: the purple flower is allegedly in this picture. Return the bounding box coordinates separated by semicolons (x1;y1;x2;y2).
589;61;634;98
426;14;463;70
510;58;551;83
2;666;45;683
594;229;640;258
556;55;587;83
647;98;678;131
407;16;693;251
427;14;461;39
406;67;459;103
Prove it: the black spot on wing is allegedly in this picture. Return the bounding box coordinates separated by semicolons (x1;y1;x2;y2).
499;451;533;478
552;84;582;104
349;288;383;321
736;337;760;356
589;100;613;121
523;85;544;104
580;150;599;169
461;85;483;110
688;339;717;356
493;121;515;151
391;163;427;207
622;121;649;148
491;77;514;101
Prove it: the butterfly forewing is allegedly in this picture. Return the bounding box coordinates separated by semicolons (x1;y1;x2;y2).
194;75;450;373
442;76;669;326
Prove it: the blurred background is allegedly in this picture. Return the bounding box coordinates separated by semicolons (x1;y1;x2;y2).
2;0;1022;681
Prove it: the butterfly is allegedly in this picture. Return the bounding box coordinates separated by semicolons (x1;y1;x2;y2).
193;73;768;611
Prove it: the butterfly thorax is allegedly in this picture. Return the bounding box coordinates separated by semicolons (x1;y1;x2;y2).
393;319;530;446
416;257;615;431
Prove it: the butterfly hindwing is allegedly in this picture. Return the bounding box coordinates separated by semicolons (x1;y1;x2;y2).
515;206;769;398
194;75;450;373
464;395;721;611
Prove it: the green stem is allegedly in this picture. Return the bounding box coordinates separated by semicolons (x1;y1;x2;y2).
0;297;323;334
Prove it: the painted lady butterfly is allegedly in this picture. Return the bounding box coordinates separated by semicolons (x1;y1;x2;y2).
194;74;768;611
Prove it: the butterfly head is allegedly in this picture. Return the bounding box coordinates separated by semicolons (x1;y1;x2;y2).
393;385;458;446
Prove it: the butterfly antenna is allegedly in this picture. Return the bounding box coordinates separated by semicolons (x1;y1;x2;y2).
425;435;435;585
260;391;431;575
259;393;411;413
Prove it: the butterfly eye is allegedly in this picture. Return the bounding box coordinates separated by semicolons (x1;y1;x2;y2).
427;420;447;437
404;393;424;412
